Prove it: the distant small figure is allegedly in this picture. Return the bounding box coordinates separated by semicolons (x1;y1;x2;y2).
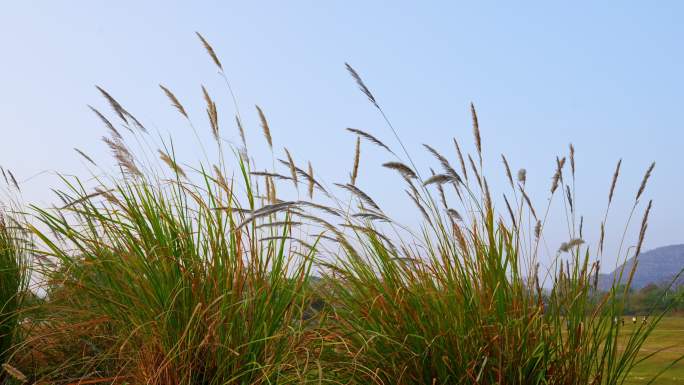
632;316;637;324
621;318;625;326
642;316;647;324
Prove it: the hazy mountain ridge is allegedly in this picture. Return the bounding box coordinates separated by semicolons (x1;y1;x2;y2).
598;244;684;291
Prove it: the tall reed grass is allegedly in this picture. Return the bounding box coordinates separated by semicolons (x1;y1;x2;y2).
316;151;660;384
309;66;672;385
0;209;31;383
0;33;677;384
24;158;320;384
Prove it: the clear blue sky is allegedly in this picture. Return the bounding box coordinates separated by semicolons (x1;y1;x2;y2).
1;2;682;270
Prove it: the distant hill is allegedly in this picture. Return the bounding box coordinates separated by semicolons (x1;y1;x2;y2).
598;244;684;291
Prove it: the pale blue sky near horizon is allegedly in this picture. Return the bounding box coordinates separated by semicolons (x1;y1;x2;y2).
1;2;682;271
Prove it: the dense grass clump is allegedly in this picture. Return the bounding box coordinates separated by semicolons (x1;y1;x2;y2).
315;139;662;384
0;210;30;382
308;67;666;384
319;174;655;384
24;159;318;384
0;33;678;384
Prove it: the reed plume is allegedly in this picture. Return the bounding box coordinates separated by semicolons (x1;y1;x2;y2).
407;190;432;226
74;148;97;166
158;150;187;178
96;86;147;132
251;171;292;181
551;156;565;194
351;137;361;185
88;105;122;139
278;159;328;196
519;185;537;219
382;161;417;179
346;128;392;154
501;154;514;189
102;136;141;177
468;154;482;187
569;143;576;178
471;102;482;163
159;84;188;119
202;86;220;142
196;31;223;70
453;138;468;182
308;161;314;199
447;208;462;221
607;159;622;206
284;148;298;189
95;86;128;123
518;168;527;184
423;174;456;186
559;238;584;253
636;199;653;256
335;183;381;211
503;194;516;228
345;62;378;108
424;144;460;182
6;170;19;190
256;105;273;149
235;115;247;148
636;162;655;201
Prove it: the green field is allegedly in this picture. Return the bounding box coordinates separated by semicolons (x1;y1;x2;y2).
623;317;684;385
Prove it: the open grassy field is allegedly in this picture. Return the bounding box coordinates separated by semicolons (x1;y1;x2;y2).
623;317;684;385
